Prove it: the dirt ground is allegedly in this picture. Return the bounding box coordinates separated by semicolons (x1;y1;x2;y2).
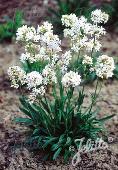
0;0;118;169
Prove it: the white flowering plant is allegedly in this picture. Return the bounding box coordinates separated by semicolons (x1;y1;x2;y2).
8;10;115;161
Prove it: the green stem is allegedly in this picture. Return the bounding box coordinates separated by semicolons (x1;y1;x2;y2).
91;34;96;58
44;119;52;136
65;87;74;132
79;85;85;112
77;50;81;71
88;78;99;114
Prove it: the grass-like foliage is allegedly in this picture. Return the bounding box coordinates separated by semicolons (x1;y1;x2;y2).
0;10;23;42
8;10;115;161
17;80;114;161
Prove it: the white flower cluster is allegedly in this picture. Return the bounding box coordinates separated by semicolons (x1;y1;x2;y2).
91;9;109;24
8;10;115;103
42;65;57;84
37;21;53;34
26;71;43;89
16;25;39;42
8;66;26;88
61;14;78;27
28;86;46;103
82;55;93;65
20;50;50;64
16;21;61;64
10;21;77;102
20;52;37;63
95;55;115;79
62;10;108;53
57;51;72;73
62;71;81;88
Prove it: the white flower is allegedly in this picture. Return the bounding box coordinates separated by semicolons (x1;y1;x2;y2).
47;39;61;52
37;21;53;34
41;32;61;52
8;66;26;88
33;34;40;42
20;53;31;63
82;55;93;65
28;93;36;103
28;86;46;103
20;52;38;63
26;71;43;89
95;55;115;79
71;36;88;52
64;28;72;37
25;26;36;41
62;12;107;53
57;51;72;73
16;25;28;41
94;40;102;52
61;14;78;27
20;47;51;64
42;65;57;84
16;25;37;42
33;86;45;96
62;71;81;88
89;25;106;37
77;16;88;32
84;39;101;52
90;67;95;72
91;9;109;24
79;36;88;49
39;47;51;61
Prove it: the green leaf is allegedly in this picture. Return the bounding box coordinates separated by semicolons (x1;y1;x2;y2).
98;114;115;123
19;107;31;118
14;117;33;125
38;136;43;145
65;137;71;146
51;143;59;151
27;136;39;143
64;149;71;162
42;137;57;148
53;147;62;160
19;97;43;124
58;134;66;144
33;128;39;135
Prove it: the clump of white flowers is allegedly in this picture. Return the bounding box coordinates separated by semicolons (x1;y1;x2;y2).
29;86;46;103
8;66;26;88
61;14;78;27
8;9;115;103
16;25;38;42
95;55;115;79
26;71;43;89
62;9;108;53
62;71;81;88
57;51;72;73
91;9;109;24
42;65;57;84
16;25;28;41
82;55;93;65
37;21;53;34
